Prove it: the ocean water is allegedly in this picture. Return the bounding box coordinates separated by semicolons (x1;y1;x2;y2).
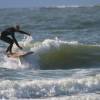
0;6;100;99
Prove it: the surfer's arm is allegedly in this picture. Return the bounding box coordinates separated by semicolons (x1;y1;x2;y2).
18;30;30;36
12;35;23;49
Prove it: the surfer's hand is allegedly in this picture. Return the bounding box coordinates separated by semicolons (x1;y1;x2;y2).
28;33;31;36
19;46;23;50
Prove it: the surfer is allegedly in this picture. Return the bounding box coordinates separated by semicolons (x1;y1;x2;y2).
0;25;30;54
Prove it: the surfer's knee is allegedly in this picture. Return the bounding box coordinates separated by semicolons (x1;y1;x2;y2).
10;40;14;45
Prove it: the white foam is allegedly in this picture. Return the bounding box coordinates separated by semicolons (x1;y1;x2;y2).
39;94;100;100
12;36;78;54
0;74;100;99
31;37;78;53
2;56;28;69
55;5;80;8
20;35;33;47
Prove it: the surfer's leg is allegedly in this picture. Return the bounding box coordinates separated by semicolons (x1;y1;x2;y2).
6;45;10;53
1;36;14;54
6;43;14;53
8;41;14;54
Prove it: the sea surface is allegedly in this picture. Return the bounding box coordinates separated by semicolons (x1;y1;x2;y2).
0;6;100;99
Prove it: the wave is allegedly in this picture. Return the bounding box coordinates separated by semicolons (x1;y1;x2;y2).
40;5;100;9
38;43;100;69
41;5;80;9
1;36;100;70
22;38;100;69
0;73;100;99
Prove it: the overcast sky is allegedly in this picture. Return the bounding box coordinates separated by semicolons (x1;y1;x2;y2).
0;0;100;8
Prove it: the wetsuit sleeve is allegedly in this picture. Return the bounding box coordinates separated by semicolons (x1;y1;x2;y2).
12;34;20;47
18;30;30;36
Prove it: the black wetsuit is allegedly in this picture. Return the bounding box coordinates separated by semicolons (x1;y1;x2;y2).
0;27;30;53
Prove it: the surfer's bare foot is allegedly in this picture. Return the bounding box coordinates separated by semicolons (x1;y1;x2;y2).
10;52;13;54
6;52;15;57
7;52;14;55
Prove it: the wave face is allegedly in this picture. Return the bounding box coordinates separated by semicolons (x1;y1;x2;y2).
38;43;100;69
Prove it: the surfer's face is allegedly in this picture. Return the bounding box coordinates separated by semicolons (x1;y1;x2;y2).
16;25;20;31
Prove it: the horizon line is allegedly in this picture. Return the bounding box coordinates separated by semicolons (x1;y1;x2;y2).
0;4;99;9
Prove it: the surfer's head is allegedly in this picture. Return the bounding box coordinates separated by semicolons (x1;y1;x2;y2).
15;25;20;31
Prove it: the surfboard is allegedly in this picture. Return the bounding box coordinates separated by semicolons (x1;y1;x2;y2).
7;51;34;58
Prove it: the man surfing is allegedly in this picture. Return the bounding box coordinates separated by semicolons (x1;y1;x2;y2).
0;25;30;54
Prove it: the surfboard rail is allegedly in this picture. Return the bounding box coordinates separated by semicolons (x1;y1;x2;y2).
7;51;34;58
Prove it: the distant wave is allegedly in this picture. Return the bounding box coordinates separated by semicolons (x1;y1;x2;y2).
40;5;98;9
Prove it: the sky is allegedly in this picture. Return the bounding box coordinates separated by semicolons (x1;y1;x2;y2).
0;0;100;8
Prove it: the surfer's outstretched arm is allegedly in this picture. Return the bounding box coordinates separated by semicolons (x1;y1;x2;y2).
12;34;23;49
18;30;30;36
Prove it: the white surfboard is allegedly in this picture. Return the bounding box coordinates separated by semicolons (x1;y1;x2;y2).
7;51;34;58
